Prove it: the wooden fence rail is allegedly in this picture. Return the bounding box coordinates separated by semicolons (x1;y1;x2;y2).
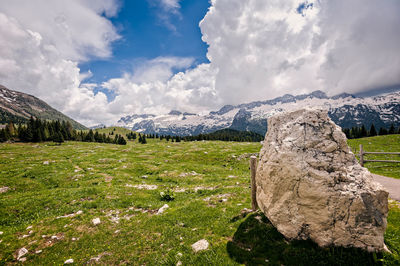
250;156;258;211
359;144;400;166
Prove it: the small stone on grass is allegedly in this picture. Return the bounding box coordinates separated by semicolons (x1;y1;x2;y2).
17;247;28;261
0;187;10;193
191;239;209;252
92;218;101;225
64;258;74;264
157;204;169;215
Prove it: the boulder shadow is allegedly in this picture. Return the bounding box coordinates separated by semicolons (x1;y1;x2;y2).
227;212;383;266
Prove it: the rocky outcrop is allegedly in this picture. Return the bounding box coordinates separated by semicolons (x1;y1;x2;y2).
256;109;388;252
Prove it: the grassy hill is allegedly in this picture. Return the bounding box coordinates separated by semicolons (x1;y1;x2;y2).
0;139;399;264
93;126;134;138
348;134;400;179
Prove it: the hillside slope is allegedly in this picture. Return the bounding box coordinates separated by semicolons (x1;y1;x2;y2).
0;85;86;129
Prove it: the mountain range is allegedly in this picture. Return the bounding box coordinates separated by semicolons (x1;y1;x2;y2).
0;85;86;130
116;90;400;136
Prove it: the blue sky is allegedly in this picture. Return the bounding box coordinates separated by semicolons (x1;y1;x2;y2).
80;0;210;86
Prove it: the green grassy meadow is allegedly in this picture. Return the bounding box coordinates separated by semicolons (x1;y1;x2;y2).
348;135;400;179
0;136;399;265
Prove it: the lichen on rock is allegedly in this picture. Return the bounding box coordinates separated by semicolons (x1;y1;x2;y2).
256;109;388;252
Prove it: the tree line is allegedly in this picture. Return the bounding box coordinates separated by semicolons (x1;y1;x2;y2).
342;123;399;139
182;129;264;142
0;118;127;145
125;132;181;144
124;129;263;143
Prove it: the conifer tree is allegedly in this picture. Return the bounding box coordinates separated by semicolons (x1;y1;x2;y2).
389;124;395;134
118;136;127;145
53;131;64;145
0;128;8;142
369;124;377;137
379;127;388;135
5;121;15;136
360;125;367;137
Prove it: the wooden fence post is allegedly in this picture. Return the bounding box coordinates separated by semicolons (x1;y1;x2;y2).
250;156;258;211
359;144;364;167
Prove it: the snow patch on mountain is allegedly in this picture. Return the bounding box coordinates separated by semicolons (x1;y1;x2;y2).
115;90;400;136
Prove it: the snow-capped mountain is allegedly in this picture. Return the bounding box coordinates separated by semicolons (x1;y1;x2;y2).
115;90;400;136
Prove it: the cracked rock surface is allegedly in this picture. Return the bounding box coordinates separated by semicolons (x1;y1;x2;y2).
256;109;388;252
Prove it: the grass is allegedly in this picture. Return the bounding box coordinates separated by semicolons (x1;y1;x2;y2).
0;137;399;265
93;126;134;138
348;135;400;179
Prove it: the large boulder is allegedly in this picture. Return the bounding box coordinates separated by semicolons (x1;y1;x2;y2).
256;109;388;252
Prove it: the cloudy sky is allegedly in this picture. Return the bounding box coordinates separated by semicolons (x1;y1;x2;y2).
0;0;399;126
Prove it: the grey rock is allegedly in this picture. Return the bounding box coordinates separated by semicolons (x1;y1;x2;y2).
256;109;388;252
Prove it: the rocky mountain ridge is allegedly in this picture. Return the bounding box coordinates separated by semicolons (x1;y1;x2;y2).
0;85;87;130
116;90;400;136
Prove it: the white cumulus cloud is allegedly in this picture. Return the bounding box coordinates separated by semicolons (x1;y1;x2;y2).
200;0;400;105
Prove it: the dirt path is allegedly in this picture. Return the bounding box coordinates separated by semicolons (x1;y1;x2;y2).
372;174;400;202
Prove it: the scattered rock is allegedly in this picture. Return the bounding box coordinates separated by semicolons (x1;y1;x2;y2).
43;161;49;165
131;184;158;190
17;247;28;261
176;261;182;266
89;252;111;263
179;171;199;177
92;218;101;226
157;204;169;215
191;239;209;252
35;250;42;254
56;210;83;219
0;187;10;193
256;109;388;252
193;186;215;192
237;153;258;161
0;231;3;235
26;225;33;230
64;258;74;264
